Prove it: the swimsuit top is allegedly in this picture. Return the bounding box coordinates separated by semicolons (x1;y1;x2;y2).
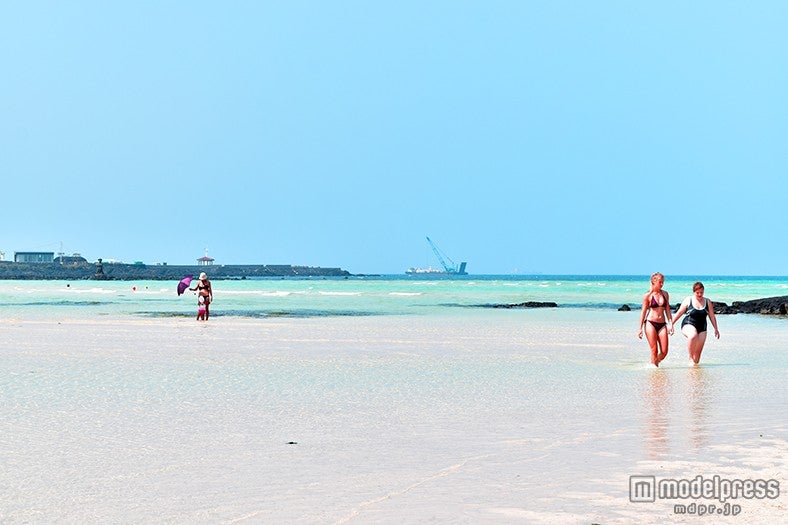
197;281;211;297
649;293;665;309
686;297;709;323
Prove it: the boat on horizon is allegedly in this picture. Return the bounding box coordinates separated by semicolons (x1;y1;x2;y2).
406;237;468;275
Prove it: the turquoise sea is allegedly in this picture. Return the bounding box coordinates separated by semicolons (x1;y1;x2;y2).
2;275;787;319
2;275;786;523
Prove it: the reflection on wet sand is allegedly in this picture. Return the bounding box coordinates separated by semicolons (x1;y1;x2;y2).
687;365;710;451
644;369;670;459
642;365;714;459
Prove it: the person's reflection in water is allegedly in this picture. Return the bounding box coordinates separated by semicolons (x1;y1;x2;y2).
644;369;670;460
687;366;710;451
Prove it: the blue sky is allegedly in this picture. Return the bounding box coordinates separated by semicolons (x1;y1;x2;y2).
2;2;786;275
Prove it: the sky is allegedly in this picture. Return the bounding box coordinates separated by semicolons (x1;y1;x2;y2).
2;2;786;275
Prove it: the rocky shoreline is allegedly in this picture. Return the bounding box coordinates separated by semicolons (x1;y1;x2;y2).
482;296;787;315
475;301;559;309
619;296;788;316
0;261;351;280
713;296;788;315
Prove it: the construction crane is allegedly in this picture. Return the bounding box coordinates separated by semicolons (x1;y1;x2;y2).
425;237;467;275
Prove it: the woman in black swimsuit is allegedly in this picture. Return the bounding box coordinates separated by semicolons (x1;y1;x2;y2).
638;272;674;366
672;282;720;365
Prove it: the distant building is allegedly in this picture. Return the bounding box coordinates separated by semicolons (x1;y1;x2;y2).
54;253;88;265
198;248;214;266
15;252;55;263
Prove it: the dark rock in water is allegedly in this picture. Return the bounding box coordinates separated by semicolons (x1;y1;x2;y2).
731;296;788;315
669;296;788;315
483;301;558;309
711;301;736;314
628;297;787;316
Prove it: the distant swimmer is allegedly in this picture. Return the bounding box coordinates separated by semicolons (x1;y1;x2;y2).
638;272;674;366
672;281;720;365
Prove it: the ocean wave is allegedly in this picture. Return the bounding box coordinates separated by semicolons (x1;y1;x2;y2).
388;292;422;296
219;290;292;297
66;288;118;294
5;300;114;307
16;287;118;295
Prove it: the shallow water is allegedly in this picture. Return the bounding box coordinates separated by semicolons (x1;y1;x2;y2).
1;307;785;523
2;275;786;320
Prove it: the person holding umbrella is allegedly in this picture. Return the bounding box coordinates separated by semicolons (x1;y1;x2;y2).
189;272;213;320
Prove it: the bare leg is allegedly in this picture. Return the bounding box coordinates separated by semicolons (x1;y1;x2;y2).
690;331;708;364
656;325;669;364
681;325;707;365
645;322;660;366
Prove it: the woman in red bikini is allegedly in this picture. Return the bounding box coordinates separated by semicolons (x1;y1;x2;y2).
637;272;674;366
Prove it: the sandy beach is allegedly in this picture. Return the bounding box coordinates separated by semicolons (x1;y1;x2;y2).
1;310;785;524
5;0;787;521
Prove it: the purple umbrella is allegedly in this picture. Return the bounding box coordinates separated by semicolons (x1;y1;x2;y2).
177;275;193;296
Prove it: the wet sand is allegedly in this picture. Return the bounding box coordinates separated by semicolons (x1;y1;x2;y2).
1;312;785;523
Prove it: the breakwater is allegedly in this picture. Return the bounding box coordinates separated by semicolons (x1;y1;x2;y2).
0;262;351;280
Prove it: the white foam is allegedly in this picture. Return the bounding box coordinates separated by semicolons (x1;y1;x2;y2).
68;287;117;294
219;290;292;297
